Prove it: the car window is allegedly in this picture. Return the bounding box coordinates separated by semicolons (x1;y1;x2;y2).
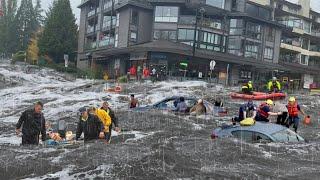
271;129;304;142
231;130;254;142
253;132;272;143
157;99;177;109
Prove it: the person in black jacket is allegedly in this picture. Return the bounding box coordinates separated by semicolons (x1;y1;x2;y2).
16;101;46;145
101;101;120;142
76;107;104;142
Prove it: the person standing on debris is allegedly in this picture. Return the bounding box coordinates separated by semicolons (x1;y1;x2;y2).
101;101;120;142
267;77;281;93
255;99;282;122
16;101;46;145
76;107;104;142
286;97;307;132
233;100;257;122
274;101;288;126
190;99;207;115
174;97;188;113
129;94;139;109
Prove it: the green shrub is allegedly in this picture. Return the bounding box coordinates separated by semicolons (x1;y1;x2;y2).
118;75;128;83
12;51;26;64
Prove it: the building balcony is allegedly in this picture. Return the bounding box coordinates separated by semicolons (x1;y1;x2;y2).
86;42;97;50
179;16;196;25
102;20;116;31
98;38;115;48
86;25;99;34
311;31;320;37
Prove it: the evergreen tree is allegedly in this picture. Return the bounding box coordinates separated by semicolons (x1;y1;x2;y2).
34;0;44;28
14;0;38;51
0;0;18;56
38;0;78;63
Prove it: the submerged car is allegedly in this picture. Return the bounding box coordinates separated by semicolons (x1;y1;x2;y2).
211;122;305;143
133;96;214;113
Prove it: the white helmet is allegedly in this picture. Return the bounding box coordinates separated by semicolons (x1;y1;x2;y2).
272;77;277;81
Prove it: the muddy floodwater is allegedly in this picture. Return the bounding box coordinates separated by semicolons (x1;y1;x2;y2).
1;61;320;179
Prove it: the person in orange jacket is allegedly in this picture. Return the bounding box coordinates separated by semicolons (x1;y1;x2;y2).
286;97;307;132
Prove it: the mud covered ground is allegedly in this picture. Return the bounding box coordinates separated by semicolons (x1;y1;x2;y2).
1;60;320;179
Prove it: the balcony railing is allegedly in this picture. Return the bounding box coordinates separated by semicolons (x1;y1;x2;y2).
86;25;99;34
98;37;115;47
179;16;196;25
311;31;320;37
86;42;97;50
310;45;320;52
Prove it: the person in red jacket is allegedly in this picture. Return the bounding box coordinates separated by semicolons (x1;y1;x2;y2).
129;66;137;76
255;99;281;122
143;67;150;78
286;97;306;132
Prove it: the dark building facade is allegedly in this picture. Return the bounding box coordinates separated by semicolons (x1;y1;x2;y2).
77;0;319;86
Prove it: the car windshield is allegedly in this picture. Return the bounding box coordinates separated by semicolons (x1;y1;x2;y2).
271;129;305;142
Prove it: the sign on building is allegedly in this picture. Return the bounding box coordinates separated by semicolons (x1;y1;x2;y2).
114;59;120;69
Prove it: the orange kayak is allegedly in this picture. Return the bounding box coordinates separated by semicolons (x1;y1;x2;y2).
230;92;286;100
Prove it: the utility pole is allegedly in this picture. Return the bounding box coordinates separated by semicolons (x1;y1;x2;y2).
192;7;205;57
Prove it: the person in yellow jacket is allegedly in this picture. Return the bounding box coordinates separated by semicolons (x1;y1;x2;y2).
267;77;281;93
241;81;253;94
91;107;112;141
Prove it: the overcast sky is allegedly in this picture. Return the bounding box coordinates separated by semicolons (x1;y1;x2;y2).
39;0;320;24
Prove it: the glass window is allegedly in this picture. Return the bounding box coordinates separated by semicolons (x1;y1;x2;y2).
253;132;272;143
154;30;161;40
266;26;275;42
271;129;304;142
245;40;260;59
155;6;179;23
246;3;258;17
231;130;254;143
206;0;225;9
264;47;273;60
154;30;177;41
302;38;309;50
300;55;309;65
246;22;261;40
131;11;139;25
178;29;195;40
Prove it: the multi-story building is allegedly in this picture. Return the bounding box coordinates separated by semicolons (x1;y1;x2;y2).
274;0;320;88
77;0;318;87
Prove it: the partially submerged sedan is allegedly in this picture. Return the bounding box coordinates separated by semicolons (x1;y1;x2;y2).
133;96;214;114
211;122;305;143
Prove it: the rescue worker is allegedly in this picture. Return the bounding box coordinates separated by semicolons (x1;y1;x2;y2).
16;101;46;145
57;119;67;139
241;81;253;94
129;94;139;109
174;97;188;112
267;77;281;93
101;101;120;142
255;99;282;122
233;100;257;122
76;107;104;142
190;99;207;116
286;97;307;132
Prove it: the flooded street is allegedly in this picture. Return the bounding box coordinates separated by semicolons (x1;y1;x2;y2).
1;61;320;179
